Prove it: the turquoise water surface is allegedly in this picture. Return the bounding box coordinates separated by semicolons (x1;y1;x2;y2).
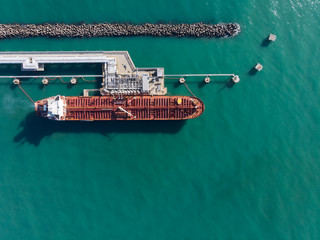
0;0;319;239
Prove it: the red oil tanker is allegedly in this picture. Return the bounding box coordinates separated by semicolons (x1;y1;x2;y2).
35;95;204;121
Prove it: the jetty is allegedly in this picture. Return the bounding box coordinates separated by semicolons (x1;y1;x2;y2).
0;51;167;96
0;51;239;98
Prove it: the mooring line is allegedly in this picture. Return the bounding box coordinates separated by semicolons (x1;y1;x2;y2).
78;76;97;82
183;82;197;98
18;84;35;104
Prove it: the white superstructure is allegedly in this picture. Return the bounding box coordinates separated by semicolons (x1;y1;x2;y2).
44;95;66;120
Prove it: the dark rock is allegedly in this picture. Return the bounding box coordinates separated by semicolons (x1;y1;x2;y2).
0;22;240;39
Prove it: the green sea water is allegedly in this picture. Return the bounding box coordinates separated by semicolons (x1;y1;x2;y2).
0;0;319;239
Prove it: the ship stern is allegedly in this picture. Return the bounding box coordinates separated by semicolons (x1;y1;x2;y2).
34;99;48;117
34;95;66;120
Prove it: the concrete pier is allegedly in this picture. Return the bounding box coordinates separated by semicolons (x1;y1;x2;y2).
0;51;239;95
0;51;167;96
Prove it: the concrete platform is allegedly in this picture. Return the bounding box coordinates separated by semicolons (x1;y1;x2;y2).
268;34;277;41
255;63;263;71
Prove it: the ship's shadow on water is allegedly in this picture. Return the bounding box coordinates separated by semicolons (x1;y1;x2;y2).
14;112;186;146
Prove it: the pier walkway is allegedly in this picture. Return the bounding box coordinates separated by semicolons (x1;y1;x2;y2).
0;51;239;96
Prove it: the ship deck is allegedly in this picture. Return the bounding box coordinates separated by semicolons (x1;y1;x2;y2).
63;96;203;120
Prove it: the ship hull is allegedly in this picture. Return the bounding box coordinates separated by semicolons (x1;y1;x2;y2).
35;95;204;121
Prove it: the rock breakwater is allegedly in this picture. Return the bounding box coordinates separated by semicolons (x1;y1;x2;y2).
0;22;240;39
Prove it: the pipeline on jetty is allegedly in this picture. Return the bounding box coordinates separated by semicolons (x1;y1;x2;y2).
0;22;240;39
